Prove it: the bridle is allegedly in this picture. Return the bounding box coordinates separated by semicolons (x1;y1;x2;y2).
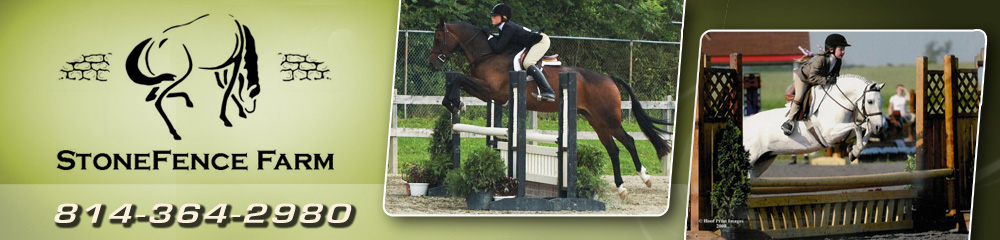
820;81;883;131
431;23;487;64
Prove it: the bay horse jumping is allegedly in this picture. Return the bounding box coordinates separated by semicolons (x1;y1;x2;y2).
428;21;671;197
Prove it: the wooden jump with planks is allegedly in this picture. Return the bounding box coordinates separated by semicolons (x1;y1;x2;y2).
687;54;978;238
448;71;604;211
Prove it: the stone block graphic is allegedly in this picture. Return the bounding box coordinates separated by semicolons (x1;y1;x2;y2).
279;53;330;81
60;53;110;81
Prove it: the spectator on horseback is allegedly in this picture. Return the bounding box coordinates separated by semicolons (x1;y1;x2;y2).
487;3;555;102
782;33;851;135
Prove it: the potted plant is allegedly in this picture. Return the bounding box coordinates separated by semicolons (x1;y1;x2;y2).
404;164;432;196
493;177;518;201
575;144;608;199
710;121;752;239
445;147;506;210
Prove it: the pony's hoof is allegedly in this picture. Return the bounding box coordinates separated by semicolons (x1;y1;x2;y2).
617;187;629;199
644;178;653;188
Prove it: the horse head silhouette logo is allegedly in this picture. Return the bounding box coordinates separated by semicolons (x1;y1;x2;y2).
126;14;261;140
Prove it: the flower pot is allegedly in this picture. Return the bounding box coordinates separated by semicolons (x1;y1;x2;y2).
409;183;429;196
465;190;493;210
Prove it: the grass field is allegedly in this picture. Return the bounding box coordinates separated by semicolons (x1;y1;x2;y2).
395;116;672;176
753;62;978;111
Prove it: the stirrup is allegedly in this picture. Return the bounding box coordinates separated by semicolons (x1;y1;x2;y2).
781;121;795;135
531;92;556;102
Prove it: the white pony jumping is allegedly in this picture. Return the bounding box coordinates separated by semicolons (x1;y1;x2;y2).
743;74;888;177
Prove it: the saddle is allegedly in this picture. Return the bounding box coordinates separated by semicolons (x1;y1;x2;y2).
513;48;561;72
791;86;815;121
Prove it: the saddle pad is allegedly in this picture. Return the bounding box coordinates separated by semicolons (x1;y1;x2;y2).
513;48;560;72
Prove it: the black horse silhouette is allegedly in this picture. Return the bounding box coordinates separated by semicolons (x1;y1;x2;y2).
126;14;260;140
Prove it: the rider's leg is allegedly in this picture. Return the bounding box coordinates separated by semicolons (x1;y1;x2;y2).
783;74;808;135
523;33;554;102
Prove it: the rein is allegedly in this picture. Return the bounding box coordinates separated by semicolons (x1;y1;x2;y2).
819;81;883;132
432;24;489;64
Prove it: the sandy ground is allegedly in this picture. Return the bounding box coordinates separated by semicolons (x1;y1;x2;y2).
382;174;669;216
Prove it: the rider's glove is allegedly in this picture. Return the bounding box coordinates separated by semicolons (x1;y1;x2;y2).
826;74;838;85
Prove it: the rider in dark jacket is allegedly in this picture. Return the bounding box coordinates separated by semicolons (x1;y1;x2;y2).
487;3;555;102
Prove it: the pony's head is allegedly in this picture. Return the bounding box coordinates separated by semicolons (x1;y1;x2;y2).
840;74;887;135
859;82;887;135
428;21;460;71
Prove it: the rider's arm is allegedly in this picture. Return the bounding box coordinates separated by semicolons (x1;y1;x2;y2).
800;55;831;85
488;24;513;53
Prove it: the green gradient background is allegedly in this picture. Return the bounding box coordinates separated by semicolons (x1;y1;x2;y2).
0;0;398;184
3;0;1000;239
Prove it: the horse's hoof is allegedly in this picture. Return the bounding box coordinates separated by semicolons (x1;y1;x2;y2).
639;167;652;188
617;187;629;199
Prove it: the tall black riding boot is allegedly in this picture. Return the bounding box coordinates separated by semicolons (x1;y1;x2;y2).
526;65;556;102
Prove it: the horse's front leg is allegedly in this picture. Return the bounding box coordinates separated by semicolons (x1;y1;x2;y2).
441;73;464;113
848;125;872;162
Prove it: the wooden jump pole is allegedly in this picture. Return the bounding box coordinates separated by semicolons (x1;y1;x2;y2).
749;169;954;194
559;72;578;198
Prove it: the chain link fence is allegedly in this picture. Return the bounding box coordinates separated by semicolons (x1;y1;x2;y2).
394;30;680;122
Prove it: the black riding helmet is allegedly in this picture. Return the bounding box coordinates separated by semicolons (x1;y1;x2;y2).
490;3;512;22
824;33;851;51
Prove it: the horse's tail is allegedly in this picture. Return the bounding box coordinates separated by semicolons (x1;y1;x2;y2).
610;76;673;159
126;38;176;86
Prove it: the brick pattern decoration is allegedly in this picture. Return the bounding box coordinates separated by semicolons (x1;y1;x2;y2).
60;53;110;81
279;53;330;81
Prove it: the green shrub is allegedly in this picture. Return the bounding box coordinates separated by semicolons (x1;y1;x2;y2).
445;147;506;196
576;144;608;198
710;121;751;220
423;111;455;186
428;111;453;161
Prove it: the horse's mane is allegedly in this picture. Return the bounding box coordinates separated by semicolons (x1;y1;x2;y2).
837;74;873;85
446;21;521;56
447;22;488;37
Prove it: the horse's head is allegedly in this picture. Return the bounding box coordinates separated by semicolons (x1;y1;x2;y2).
232;24;260;114
428;21;491;71
858;82;887;135
235;68;260;114
428;21;460;71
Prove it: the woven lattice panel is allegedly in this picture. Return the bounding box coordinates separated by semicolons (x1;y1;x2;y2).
954;69;980;116
924;70;946;116
702;68;741;122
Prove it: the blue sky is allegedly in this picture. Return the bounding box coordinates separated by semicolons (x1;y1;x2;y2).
808;31;985;67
